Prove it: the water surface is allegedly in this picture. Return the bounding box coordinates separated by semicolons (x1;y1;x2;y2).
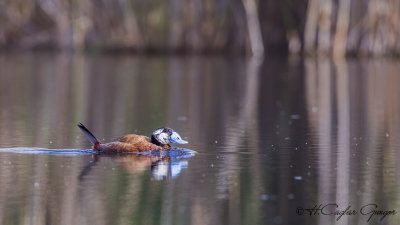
0;53;399;225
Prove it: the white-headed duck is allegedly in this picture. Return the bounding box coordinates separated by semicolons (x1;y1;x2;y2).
78;123;188;153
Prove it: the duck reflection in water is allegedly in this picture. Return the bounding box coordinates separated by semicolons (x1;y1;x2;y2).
79;149;193;180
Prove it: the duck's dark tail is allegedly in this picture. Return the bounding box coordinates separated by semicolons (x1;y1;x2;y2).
78;123;100;146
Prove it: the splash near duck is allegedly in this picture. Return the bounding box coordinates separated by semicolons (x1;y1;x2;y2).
77;123;188;153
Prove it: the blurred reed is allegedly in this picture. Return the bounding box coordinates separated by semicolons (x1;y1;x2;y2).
1;0;400;56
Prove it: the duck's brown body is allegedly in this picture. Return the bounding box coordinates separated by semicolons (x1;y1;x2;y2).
95;134;171;153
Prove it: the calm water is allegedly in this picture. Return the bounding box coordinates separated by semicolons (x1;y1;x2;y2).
0;53;400;225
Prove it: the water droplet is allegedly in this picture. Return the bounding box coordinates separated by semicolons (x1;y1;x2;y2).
273;216;283;224
288;193;295;199
294;176;303;180
312;107;318;113
386;133;390;137
261;194;269;200
290;114;300;119
215;140;218;144
210;164;214;168
34;182;39;188
177;116;187;121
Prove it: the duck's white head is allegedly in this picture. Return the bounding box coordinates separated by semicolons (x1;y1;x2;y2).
151;127;188;146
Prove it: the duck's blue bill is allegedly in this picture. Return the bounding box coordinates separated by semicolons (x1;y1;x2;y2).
170;132;188;144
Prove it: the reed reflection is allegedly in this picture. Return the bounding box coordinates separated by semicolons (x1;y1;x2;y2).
305;58;400;225
0;53;400;225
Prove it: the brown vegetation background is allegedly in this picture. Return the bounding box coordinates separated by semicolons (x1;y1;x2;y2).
1;0;400;56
